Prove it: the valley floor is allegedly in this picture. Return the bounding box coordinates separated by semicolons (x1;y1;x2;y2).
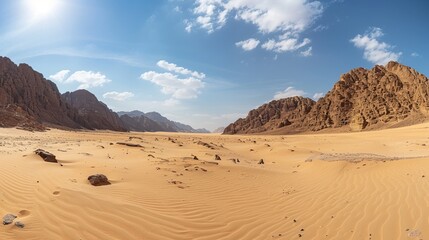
1;123;429;239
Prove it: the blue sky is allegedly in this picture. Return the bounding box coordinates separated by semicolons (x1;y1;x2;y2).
0;0;428;131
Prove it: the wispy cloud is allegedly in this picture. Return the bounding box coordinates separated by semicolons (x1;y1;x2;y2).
103;91;134;101
300;47;312;57
157;60;205;79
312;92;324;100
273;86;306;100
235;38;260;51
351;27;401;65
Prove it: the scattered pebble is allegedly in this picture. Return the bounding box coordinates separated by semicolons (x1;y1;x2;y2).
3;214;17;225
15;221;25;228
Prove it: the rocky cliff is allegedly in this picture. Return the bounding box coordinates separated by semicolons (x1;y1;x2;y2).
62;90;126;131
224;62;429;134
224;96;315;134
0;56;81;129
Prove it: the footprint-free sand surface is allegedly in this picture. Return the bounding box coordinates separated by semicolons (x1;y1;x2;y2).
1;122;429;239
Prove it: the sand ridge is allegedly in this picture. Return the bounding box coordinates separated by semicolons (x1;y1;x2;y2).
0;123;429;239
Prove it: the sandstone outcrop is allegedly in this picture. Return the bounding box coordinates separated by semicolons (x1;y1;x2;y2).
224;62;429;134
224;96;315;134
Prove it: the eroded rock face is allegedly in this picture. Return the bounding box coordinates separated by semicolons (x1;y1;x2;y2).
224;62;429;134
62;90;126;131
301;62;429;131
224;96;315;134
0;57;81;129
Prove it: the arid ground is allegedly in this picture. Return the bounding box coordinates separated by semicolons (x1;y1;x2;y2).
1;123;429;239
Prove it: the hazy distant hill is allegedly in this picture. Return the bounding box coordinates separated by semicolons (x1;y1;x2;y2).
212;127;225;133
118;111;209;133
225;62;429;134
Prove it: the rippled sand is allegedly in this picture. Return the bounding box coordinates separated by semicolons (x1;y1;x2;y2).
0;122;429;239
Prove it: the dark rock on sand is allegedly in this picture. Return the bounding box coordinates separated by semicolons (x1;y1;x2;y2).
3;214;16;225
88;174;111;186
34;149;57;163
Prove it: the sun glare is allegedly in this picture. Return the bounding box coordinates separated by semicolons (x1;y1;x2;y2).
23;0;61;21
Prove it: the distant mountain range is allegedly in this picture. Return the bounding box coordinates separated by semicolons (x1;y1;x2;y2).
0;56;209;133
117;111;210;133
1;56;428;135
224;61;429;134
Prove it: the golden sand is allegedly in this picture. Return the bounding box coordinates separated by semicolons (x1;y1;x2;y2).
1;122;429;239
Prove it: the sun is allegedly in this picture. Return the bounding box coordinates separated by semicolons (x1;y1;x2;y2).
23;0;61;21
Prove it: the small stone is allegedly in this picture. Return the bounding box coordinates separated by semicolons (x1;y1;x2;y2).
15;221;25;228
258;159;265;164
87;174;111;186
3;214;17;225
215;155;221;160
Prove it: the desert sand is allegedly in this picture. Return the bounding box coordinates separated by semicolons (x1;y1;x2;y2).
0;123;429;240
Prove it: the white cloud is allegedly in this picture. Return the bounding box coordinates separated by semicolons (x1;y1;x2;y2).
141;71;204;99
273;87;306;100
103;91;134;101
300;46;312;57
190;0;323;54
64;71;111;89
235;38;260;51
351;27;402;65
49;70;111;89
49;70;70;82
411;52;419;57
262;38;311;53
174;6;182;13
184;19;193;32
157;60;205;79
312;92;324;100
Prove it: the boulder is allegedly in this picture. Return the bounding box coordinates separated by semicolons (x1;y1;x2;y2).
34;149;57;163
88;174;111;186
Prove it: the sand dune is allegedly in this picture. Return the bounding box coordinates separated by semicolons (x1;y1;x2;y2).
1;123;429;239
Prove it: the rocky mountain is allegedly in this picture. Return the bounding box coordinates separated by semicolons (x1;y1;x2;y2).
118;111;209;133
144;112;180;132
62;90;126;131
0;56;208;132
224;96;315;134
0;56;81;130
119;114;165;132
224;62;429;134
173;121;210;133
